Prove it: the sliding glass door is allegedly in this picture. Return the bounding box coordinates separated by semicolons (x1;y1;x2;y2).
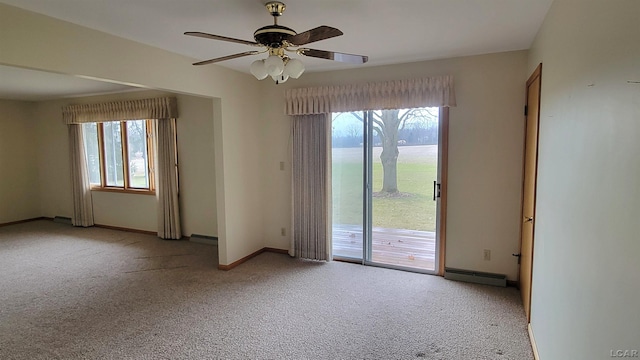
332;108;443;273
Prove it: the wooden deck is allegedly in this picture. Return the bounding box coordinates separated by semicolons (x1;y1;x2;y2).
332;225;436;271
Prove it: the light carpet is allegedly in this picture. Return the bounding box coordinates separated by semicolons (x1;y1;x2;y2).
0;220;533;359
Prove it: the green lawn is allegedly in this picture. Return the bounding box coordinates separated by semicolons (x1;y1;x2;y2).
332;145;438;231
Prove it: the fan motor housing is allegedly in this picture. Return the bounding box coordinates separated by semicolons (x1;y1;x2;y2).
254;25;296;48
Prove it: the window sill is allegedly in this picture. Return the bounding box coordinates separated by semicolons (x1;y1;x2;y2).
90;187;156;196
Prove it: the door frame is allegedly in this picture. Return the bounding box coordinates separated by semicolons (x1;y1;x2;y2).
519;63;542;321
437;107;449;276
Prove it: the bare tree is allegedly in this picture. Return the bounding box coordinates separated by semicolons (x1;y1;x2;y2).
344;122;362;141
351;108;437;195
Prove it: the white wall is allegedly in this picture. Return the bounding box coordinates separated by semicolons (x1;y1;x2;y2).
33;90;218;236
0;3;264;265
261;51;528;280
0;100;40;223
527;0;640;358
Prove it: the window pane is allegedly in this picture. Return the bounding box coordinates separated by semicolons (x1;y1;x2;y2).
103;122;124;187
82;123;101;185
126;120;149;189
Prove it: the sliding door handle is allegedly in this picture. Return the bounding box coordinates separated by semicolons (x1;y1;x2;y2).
433;181;436;201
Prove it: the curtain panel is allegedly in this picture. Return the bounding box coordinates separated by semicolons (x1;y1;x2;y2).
291;114;331;261
62;97;178;124
68;124;94;227
284;76;456;115
155;118;182;240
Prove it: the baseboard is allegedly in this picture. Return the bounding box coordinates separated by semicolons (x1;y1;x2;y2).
263;247;289;255
94;224;157;236
218;248;266;270
0;217;50;228
218;247;289;271
528;323;540;360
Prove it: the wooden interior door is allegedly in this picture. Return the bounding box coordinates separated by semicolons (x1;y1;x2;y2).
519;64;542;321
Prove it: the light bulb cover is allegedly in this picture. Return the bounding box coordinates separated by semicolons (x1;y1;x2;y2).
272;74;289;84
264;55;285;77
284;58;305;79
250;59;268;80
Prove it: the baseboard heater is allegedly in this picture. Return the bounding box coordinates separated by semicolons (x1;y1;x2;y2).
189;234;218;246
444;267;507;287
53;216;72;225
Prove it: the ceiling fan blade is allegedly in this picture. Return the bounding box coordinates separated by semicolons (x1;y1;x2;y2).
184;31;258;46
193;51;260;66
287;26;343;46
300;49;368;64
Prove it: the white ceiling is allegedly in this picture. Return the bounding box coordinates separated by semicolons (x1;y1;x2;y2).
0;0;552;100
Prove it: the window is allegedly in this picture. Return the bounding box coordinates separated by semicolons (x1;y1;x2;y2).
83;120;154;193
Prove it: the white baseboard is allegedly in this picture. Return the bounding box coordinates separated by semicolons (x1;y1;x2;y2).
528;323;540;360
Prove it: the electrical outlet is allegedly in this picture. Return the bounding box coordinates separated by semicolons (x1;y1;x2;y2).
281;227;286;236
279;161;285;171
483;249;491;261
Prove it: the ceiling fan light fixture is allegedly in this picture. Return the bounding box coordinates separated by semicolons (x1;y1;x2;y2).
284;58;305;79
250;59;269;80
264;55;285;77
185;2;368;83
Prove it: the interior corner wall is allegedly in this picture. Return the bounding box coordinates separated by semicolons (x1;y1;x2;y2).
0;3;265;266
527;0;640;358
0;99;40;223
175;95;217;238
260;50;528;280
216;84;266;265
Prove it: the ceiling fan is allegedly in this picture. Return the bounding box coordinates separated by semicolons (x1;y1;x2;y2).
184;1;368;84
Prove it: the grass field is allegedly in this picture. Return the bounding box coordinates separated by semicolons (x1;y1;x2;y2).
332;145;438;232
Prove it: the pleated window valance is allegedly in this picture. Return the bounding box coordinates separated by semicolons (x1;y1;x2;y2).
62;97;178;124
284;76;456;115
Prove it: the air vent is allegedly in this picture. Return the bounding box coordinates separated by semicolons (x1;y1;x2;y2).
189;234;218;246
53;216;72;225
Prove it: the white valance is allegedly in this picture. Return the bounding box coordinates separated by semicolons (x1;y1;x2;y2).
284;76;456;115
62;97;178;124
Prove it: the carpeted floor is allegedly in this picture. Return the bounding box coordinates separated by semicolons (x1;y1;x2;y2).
0;220;533;360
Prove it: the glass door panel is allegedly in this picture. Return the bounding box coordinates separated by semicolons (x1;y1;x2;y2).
368;109;439;271
331;112;364;260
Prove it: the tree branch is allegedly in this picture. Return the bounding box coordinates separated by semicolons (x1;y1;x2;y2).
425;107;438;118
349;111;364;123
398;109;418;132
362;110;385;134
399;109;416;122
373;126;384;143
372;118;385;130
